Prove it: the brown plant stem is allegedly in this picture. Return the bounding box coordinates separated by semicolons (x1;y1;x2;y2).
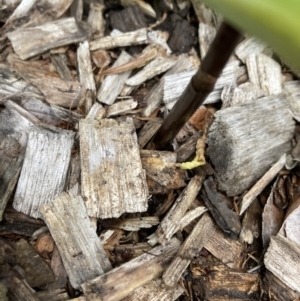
147;22;242;150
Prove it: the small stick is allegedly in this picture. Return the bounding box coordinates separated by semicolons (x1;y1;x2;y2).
147;22;242;150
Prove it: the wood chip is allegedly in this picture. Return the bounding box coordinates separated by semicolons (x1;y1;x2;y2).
79;118;148;218
97;51;133;105
13;128;74;218
7;17;88;60
81;238;180;301
138;117;163;148
106;99;137;117
198;23;216;59
264;235;300;293
41;192;112;290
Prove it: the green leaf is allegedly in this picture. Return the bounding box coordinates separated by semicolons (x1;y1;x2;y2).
199;0;300;72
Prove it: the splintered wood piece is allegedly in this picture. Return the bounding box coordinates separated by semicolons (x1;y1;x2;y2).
141;54;198;117
140;149;187;190
106;99;137;117
86;103;106;120
106;217;159;231
77;41;96;92
81;238;180;301
13;128;74;219
90;28;148;51
87;2;105;36
205;229;245;269
125;56;177;87
138;117;163;148
156;175;204;245
202;177;241;238
7;18;88;60
123;278;184;301
147;30;172;55
262;270;300;301
239;198;262;244
40;192;111;290
284;80;300;122
175;132;202;163
180;206;208;230
240;154;287;215
97;51;133;105
190;0;214;24
246;53;282;95
207;94;294;198
163;213;216;287
221;82;265;108
0;158;22;221
164;61;239;109
50;53;73;81
30;77;86;108
35;288;69;301
198;23;216;59
70;0;83;21
264;235;300;293
204;270;259;300
235;36;267;63
14;238;54;287
79;118;148;218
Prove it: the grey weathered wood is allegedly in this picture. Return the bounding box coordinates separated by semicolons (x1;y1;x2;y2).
198;23;216;59
207;94;294;197
246;53;282;95
87;2;105;36
79;118;148;218
51;54;73;81
126;56;177;87
77;41;96;92
7;17;88;60
190;0;214;24
163;213;216;287
180;206;207;230
0;158;23;221
147;30;172;55
123;278;184;301
164;60;239;109
284;80;300;122
106;99;137;117
138;117;163;148
81;238;180;301
264;235;300;293
235;36;267;63
156;175;204;245
41;192;112;290
105;217;159;231
70;0;83;21
90;28;148;51
239;154;287;215
13;128;74;218
86;103;106;120
97;51;133;105
141;54;198;117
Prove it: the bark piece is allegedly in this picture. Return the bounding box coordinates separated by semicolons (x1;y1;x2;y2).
97;51;133;105
125;56;177;87
41;192;112;290
123;278;184;301
138;117;163;148
14;238;54;287
81;238;180;301
202;177;241;238
164;61;239;109
7;17;88;60
205;229;244;269
240;154;287;215
110;6;147;32
156;175;204;245
207;94;294;198
77;41;96;93
13;128;74;219
163;213;216;287
0;158;23;221
264;235;300;293
50;54;73;81
140;149;187;191
235;36;267;63
246;53;282;95
239;198;262;244
79;118;148;218
106;99;137;117
90;28;148;51
141;53;198;117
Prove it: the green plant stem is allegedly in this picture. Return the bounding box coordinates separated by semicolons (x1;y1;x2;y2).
147;22;242;150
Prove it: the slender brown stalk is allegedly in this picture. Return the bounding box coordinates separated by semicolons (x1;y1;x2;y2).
147;22;242;150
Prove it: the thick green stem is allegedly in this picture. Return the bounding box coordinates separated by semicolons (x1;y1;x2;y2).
147;22;242;150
